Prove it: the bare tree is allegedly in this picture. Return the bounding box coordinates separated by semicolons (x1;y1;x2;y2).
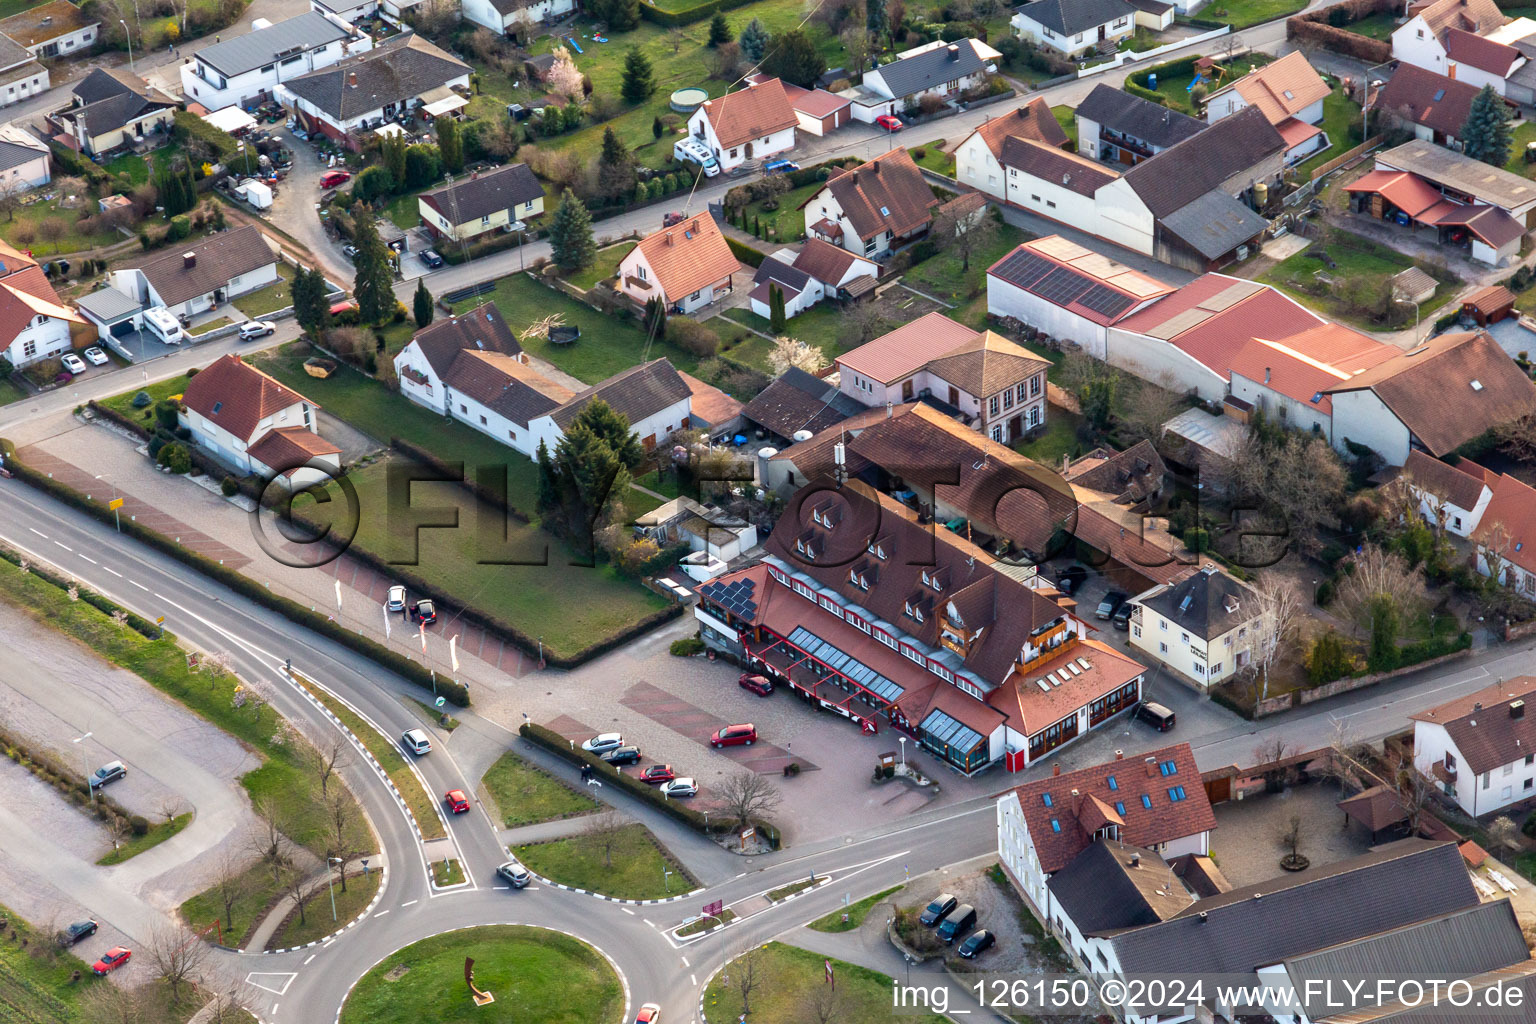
207;849;252;934
302;731;353;799
1334;544;1428;637
733;943;761;1016
202;973;260;1024
1246;575;1303;701
932;202;999;274
1252;736;1297;790
249;794;291;883
325;788;363;893
144;923;210;1003
0;177;22;223
717;770;782;830
106;813;132;853
839;25;871;76
77;981;155;1024
1278;812;1306;864
1118;374;1184;441
583;810;628;869
157;795;189;827
666;26;686;53
844;301;889;345
1488;815;1522;855
279;863;311;928
1495;414;1536;461
1394;765;1434;835
1263;434;1349;559
1218;30;1245;65
201;649;233;687
799;977;843;1023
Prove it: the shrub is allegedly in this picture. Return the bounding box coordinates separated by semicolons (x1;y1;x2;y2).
666;316;720;357
156;442;192;474
130;390;152;409
129;815;149;836
220;476;238;497
670;636;705;656
167;215;192;242
153;399;179;430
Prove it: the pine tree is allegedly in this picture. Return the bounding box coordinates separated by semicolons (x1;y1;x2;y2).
352;217;394;326
653;115;664;139
1461;84;1513;166
292;266;329;340
644;295;667;338
867;0;889;44
768;283;786;334
181;161;198;214
382;133;408;190
761;29;826;87
597;127;636;201
413;278;434;329
548;189;596;273
569;398;644;469
708;11;732;47
436;116;464;173
621;46;655;104
739;17;769;62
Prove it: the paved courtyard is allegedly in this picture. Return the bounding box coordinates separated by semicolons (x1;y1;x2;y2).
1209;780;1375;888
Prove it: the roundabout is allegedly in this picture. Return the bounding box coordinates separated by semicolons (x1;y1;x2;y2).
338;925;625;1024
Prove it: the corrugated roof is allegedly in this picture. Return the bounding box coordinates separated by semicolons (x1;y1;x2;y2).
1377;140;1536;210
1157;190;1269;261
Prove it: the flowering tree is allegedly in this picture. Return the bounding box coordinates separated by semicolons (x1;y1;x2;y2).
548;46;584;102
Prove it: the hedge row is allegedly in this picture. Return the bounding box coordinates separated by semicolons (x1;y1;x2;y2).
0;720;145;837
726;237;766;269
0;438;470;706
0;542;161;639
1286;0;1394;63
519;721;781;848
1124;52;1205;108
388;436;532;525
639;0;760;28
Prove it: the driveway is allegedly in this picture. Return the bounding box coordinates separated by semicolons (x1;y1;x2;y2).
265;128;355;287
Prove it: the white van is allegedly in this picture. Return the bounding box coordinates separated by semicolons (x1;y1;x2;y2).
673;137;720;177
142;306;184;345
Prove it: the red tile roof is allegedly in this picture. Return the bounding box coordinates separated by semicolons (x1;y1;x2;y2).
1220;51;1332;124
623;215;742;304
986;637;1145;737
0;265;84;350
1344;169;1448;219
1226;322;1397;414
1444;26;1522;76
1472;471;1536;576
815;148;939;242
1415;0;1508;40
1411;676;1536;774
968;98;1070;159
180;354;316;443
1376;64;1480;140
835;310;980;384
679;369;743;428
1399;449;1493;512
697;78;799;149
1465;284;1517;315
1007;742;1216;875
1275;117;1323;149
246;426;341;476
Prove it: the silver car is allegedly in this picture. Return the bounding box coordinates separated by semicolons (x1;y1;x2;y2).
401;729;431;755
497;859;531;888
581;733;624;754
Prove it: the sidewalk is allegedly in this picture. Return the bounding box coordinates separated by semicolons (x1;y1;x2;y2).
245;852;384;952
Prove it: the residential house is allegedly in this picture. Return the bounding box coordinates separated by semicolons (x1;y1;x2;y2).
1126;564;1270;689
995;742;1216;918
0;33;47;109
1062;439;1168;511
802;148;939;258
746;238;879;321
276;34;472;151
1413;676;1536;814
678;370;743;439
954;98;1070;199
393;301;529;412
534;359;693;453
1390;448;1496;537
180;12;366;112
0;122;50;191
1345;141;1535;266
836;311;1051;442
74;286;146;350
616;215;742;315
110;225;279;318
52;68;177;157
417;164;544;242
1324;329;1536;465
461;0;578;41
1203;51;1333;164
1374;63;1482;146
1393;0;1515;94
0;239;85;369
178;354;340;488
851;38;994;118
739;364;866;444
634;495;759;563
0;1;97;59
1012;0;1136;57
695;478;1149;774
742;75;851;135
687;78;797;174
1473;473;1536;599
308;0;434;23
1073;83;1207;166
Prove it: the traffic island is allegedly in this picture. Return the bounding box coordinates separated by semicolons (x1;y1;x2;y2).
340;925;622;1024
702;942;947;1024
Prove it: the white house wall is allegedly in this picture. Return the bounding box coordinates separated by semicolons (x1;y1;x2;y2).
1229;370;1332;438
3;316;72;367
957;131;1007;199
687;106;796;173
1105;328;1229;400
0;150;49;190
1003;167;1100;235
181;34;369;112
1328;388;1412;465
1089;178;1157;255
1393;18;1448;72
988;275;1111;358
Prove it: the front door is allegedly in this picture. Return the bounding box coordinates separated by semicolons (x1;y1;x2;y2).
947;386;959;406
1099;24;1107;40
1009;415;1022;441
901;379;914;401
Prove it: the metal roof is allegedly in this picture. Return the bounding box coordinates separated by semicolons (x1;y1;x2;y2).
1157;190;1269;260
918;707;985;751
786;624;905;702
197;12;351;78
75;287;142;322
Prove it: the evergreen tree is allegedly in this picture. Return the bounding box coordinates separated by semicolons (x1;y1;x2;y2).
536;404;642;557
644;295;667;338
436;116;464;173
867;0;889;43
768;284;786;334
653;115;664;139
413;278;434;330
761;29;825;87
548;189;596;273
351;217;394;326
181;161;198;214
708;11;732;47
594;0;639;31
597;126;636;201
1461;84;1513;166
381;133;408;190
572;397;645;469
292;266;330;340
739;17;769;62
621;46;656;104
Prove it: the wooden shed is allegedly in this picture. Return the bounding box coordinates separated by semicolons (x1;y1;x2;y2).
1461;284;1517;326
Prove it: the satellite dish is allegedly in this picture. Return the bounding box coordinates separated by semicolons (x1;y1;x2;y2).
758;447;779;460
793;429;814;442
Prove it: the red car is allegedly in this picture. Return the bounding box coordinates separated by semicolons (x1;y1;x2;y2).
445;789;470;813
875;114;904;132
738;673;774;697
319;170;351;189
637;764;675;784
92;947;132;975
711;723;757;748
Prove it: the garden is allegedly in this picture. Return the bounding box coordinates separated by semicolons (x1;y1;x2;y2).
1260;230;1457;330
231;262;298;319
1128;51;1275;115
1293;81;1364;179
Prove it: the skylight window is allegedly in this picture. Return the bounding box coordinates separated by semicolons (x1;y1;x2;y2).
879;206;890;216
1141;794;1152;809
1433;88;1446;101
1042;793;1054;807
1115;801;1126;815
1050;819;1061;833
1471;379;1484;391
1169;786;1188;802
1282;89;1294;100
211;401;222;414
1160;760;1178;776
1107;775;1118;791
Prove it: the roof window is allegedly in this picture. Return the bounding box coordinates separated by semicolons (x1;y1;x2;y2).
1115;801;1126;815
1160;760;1178;776
1168;785;1188;802
1433;88;1446;101
879;206;890;216
1050;819;1061;833
1107;775;1118;791
1141;794;1152;809
1471;379;1484;391
211;401;222;415
1042;792;1053;807
1282;89;1294;100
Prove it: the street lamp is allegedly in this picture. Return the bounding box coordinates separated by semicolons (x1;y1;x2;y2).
663;866;673;892
73;732;95;807
510;220;527;271
120;20;133;71
95;474;120;532
1359;61;1394;141
899;736;906;770
326;857;342;920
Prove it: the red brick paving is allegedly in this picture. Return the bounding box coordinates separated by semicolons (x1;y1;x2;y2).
619;681;815;774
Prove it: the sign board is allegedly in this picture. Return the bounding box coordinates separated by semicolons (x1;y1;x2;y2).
435;696;446;708
108;498;124;510
740;827;755;841
703;900;724;917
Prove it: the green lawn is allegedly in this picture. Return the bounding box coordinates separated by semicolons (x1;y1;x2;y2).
808;885;903;932
188;316;235;337
231;262;298;318
1261;231;1457;329
381;191;426;232
1506;120;1536;177
0;900;89;1024
566;241;635;290
734;178;823;246
102;144;186;187
0;376;28;407
446;272;700;385
513;823;696;899
1295;85;1363;179
408;696;459;730
1140;52;1274;113
1191;0;1306;28
481;750;597;828
1013;407;1084;464
902;221;1028;303
181;860;279;948
269;868;380;948
99;373;190;424
1346;10;1399;39
6;199;124;255
1053;105;1079;148
340;925;622;1024
721;303;846;371
97;812;193;865
908;141;956;176
705;943;948;1024
767;876;820;901
433;857;466;886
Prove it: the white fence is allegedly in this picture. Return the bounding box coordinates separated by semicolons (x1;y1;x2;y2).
1076;25;1232;78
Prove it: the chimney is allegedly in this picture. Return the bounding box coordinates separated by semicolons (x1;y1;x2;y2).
1264;366;1272;384
665;231;673;246
348;71;358;88
1070;787;1081;814
1513;700;1526;719
690;219;700;232
1475;701;1484;711
1115;749;1124;760
947;43;961;59
182;251;196;269
1199;911;1209;922
471;170;478;179
1145;756;1158;778
1052;762;1061;777
1129;852;1141;868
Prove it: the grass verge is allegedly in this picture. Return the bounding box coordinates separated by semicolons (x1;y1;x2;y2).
704;942;947;1024
433;857;465;887
0;900;90;1023
96;812;194;866
481;750;597;828
407;696;459;731
808;885;903;933
230;263;297;318
767;876;821;901
512;823;696;900
268;867;380;948
677;909;735;936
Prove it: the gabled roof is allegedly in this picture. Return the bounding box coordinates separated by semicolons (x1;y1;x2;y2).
125;225;276;307
408;302;523;378
1158;189;1270;261
1008;743;1214;875
1047;839;1198;935
443;349;571;427
626;215;741;303
696;78;798;149
815;149;938;242
1444;25;1524;74
1226;321;1397;414
965;98;1070;161
1376;140;1536;210
986;637;1148;737
791;236;873;285
1136;564;1258;640
0;33;29;72
1412;0;1508;40
1472;474;1536;576
921;329;1052;397
678;369;742;428
1065;439;1167;505
740;365;864;438
1075;84;1208;149
0;266;85;350
1123;105;1286;218
0;0;95;47
281;34;469;121
1000;135;1119;198
419;164;543;226
1398;450;1491;511
1015;0;1136;36
246;426;341;474
66;67;177;137
986;235;1176;327
196;12;353;78
549;358;692;431
867;38;987;99
1411;676;1536;774
1210;51;1332;125
181;354;315;442
72;67;148;105
0;124;45;174
836;310;981;384
0;238;39;278
1324;331;1536;456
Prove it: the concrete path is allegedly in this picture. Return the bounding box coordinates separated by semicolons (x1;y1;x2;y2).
499;815;601;847
244;853;386;952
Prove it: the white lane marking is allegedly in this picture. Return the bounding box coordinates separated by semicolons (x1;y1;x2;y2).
644;919;655;929
401;899;417;907
302;954;316;966
53;541;71;551
680;956;689;968
130;580;148;591
28;527;45;537
621;907;635;916
690;974;697;986
271;1005;278;1016
79;554;97;564
373;909;389;917
104;567;122;577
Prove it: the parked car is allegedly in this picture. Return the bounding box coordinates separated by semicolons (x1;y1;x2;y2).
659;777;697;798
401;729;431;756
411;599;436;625
57;920;98;946
601;745;642;766
919;893;957;926
60;353;87;375
82;347;108;366
92;947;132;975
90;761;126;788
672;137;720;177
957;929;995;959
420;249;444;268
342;244;360;260
763;159;800;175
875;114;904;132
1056;565;1087;594
445;789;470;813
710;723;757;748
738;673;774;697
1135;701;1177;732
635;1005;662;1024
497;858;531;888
1096;591;1128;621
238;320;276;340
386;585;407;612
935;904;977;944
637;764;675;784
319;170;351;188
661;211;685;228
1112;602;1134;631
582;733;624;754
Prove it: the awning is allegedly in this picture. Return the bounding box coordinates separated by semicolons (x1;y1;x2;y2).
419;86;468;117
202;106;256;135
1435;204;1526;249
374;122;407;138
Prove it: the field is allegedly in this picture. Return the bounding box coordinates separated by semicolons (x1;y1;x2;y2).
512;823;695;899
481;750;597;828
1193;0;1307;28
704;943;948;1024
1261;231;1457;329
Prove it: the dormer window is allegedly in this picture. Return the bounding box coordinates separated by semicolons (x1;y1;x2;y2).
868;539;887;560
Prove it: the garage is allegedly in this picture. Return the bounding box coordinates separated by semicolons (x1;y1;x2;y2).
75;286;142;345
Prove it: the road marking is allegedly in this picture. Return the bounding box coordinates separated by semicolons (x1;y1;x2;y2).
28;527;45;537
79;554;97;564
680;956;689;968
621;907;635;916
245;973;296;995
644;919;655;928
271;1005;278;1016
302;954;316;966
401;899;417;906
104;567;122;577
130;580;148;591
690;974;697;986
53;541;71;551
373;909;389;917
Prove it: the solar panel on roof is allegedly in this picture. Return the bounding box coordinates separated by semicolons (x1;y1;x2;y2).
992;250;1053;289
1077;284;1136;319
785;625;904;701
1033;266;1094;306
